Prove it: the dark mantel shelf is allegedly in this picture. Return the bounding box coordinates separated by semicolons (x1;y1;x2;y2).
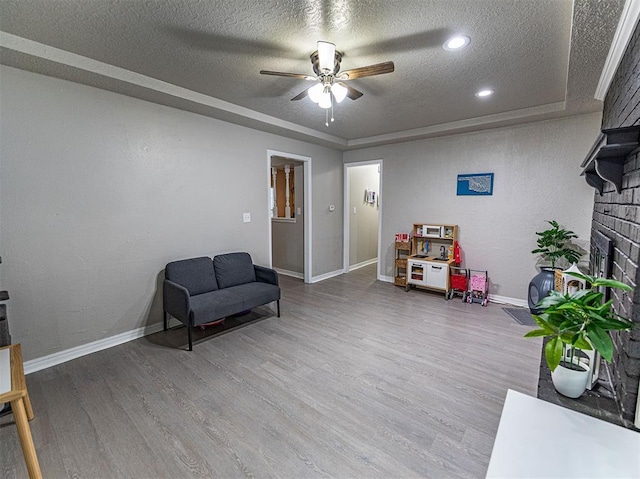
581;126;640;195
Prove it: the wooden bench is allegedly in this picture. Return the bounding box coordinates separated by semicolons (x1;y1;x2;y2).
0;344;42;479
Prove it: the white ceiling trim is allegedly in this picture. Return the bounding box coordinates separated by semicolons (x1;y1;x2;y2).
0;31;347;147
347;101;567;148
594;0;640;100
0;16;608;150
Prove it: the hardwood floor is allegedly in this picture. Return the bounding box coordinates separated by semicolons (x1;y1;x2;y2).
1;265;541;478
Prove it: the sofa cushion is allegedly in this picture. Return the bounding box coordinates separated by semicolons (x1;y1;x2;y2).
214;252;256;289
190;290;244;325
225;283;280;310
165;257;218;296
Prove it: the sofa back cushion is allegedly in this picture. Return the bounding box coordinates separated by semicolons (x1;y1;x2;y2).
214;252;256;289
165;257;218;295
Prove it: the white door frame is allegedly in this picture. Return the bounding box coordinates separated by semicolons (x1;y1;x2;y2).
267;149;312;283
343;159;383;279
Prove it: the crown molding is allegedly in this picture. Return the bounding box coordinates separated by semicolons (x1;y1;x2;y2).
0;29;599;151
0;31;347;148
346;102;567;149
594;0;640;100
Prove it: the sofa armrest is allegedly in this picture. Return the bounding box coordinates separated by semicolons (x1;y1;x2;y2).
254;265;279;286
163;279;191;323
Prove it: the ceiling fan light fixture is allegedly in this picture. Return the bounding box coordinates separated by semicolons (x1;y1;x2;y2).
308;83;325;103
331;83;348;103
443;35;470;51
318;91;332;109
317;41;336;72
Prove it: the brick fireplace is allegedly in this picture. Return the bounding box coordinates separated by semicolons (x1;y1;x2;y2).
589;19;640;427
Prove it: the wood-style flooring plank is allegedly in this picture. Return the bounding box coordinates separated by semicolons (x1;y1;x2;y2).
0;264;541;478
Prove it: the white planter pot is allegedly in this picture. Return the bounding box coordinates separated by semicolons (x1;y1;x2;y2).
551;359;590;398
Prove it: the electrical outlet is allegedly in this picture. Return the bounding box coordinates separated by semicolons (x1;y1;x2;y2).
243;213;251;223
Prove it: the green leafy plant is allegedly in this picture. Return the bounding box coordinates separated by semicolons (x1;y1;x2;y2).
525;272;634;371
532;220;582;269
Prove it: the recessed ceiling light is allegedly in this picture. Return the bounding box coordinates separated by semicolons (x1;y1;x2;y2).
475;89;494;98
443;35;470;51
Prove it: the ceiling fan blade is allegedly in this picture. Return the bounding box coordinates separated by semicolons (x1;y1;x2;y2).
291;89;309;101
341;61;395;79
260;70;314;80
339;82;363;100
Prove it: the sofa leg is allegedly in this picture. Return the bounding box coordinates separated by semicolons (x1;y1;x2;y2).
187;326;193;351
163;312;168;331
277;300;280;317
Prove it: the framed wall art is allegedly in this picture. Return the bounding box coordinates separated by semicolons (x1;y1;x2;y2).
457;173;494;196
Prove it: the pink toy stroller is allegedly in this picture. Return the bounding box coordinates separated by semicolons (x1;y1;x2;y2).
467;270;489;306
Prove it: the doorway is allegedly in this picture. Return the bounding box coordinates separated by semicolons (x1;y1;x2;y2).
343;160;382;278
267;150;312;283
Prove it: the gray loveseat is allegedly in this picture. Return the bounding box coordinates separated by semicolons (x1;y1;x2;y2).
163;252;280;350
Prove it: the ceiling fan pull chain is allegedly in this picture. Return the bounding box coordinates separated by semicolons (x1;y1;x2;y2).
331;98;335;123
325;108;329;127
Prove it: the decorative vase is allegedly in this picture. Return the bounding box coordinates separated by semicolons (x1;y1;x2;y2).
551;359;590;398
528;267;556;314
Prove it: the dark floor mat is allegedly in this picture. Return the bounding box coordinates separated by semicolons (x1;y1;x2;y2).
502;307;537;326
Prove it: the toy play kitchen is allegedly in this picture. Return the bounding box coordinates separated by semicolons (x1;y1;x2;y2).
405;223;459;295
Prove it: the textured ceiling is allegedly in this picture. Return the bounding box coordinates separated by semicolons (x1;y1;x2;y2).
0;0;624;149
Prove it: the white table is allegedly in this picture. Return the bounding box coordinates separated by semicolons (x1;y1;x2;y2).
0;347;10;394
486;389;640;478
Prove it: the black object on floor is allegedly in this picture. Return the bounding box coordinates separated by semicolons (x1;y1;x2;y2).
502;307;537;326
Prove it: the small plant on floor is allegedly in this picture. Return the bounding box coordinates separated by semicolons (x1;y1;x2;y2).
525;272;633;372
532;220;582;269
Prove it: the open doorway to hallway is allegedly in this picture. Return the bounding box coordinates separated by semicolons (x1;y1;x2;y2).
267;150;312;283
344;161;382;278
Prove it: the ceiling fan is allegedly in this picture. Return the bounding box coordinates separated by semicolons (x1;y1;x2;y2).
260;41;394;124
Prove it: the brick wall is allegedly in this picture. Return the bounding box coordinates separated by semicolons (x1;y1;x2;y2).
602;18;640;129
593;20;640;424
592;148;640;422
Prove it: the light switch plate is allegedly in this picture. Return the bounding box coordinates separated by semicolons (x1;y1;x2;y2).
243;212;251;223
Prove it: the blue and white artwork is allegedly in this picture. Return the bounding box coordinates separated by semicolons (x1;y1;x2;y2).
457;173;494;196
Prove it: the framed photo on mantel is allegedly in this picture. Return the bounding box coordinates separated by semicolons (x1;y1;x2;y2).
457;173;494;196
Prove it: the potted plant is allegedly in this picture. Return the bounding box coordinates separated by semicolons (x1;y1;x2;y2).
528;220;583;313
531;220;582;268
525;272;634;398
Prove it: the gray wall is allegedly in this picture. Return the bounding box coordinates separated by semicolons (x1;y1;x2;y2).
348;164;379;266
0;66;343;360
272;164;304;274
345;113;601;300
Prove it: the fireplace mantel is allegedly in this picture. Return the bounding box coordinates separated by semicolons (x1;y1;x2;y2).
581;125;640;195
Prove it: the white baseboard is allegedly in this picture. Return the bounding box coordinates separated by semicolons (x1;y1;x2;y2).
310;269;344;283
273;268;304;280
380;277;527;307
489;294;528;308
21;287;527;376
347;258;377;271
24;322;165;375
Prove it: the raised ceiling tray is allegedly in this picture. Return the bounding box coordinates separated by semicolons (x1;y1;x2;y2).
581;126;640;195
